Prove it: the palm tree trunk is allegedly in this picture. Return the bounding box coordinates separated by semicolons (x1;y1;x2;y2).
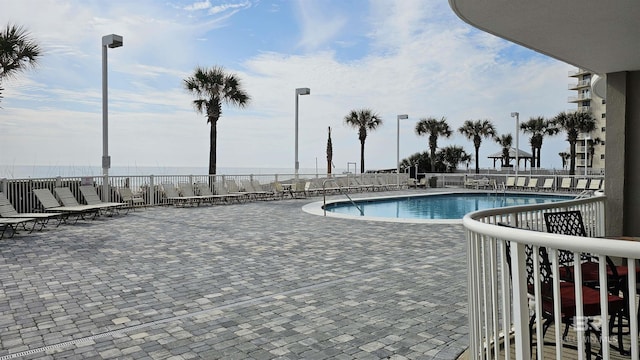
360;140;365;173
430;147;436;173
474;146;480;174
209;119;218;175
537;146;542;168
569;141;576;175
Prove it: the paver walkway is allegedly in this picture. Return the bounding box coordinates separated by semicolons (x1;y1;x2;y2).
0;190;469;359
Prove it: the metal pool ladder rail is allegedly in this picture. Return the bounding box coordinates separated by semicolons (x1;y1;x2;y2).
322;178;363;216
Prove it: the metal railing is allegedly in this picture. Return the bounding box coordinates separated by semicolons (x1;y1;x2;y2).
0;172;410;213
463;195;640;359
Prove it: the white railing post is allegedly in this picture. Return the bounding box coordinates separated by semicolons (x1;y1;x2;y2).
510;241;531;360
149;175;155;206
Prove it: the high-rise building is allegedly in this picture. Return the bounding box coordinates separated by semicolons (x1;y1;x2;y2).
568;68;606;173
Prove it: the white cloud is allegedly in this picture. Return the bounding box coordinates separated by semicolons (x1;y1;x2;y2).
0;0;574;174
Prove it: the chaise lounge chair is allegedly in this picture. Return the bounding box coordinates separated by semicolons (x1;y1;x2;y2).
79;185;127;215
0;192;63;228
1;217;37;239
118;187;145;209
33;188;98;222
55;187;116;215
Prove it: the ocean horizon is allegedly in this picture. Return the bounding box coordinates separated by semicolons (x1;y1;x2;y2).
0;165;348;179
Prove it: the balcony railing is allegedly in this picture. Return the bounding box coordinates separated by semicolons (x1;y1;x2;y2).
463;195;640;359
568;93;592;102
568;79;591;90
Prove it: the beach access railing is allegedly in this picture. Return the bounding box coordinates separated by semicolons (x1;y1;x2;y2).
0;172;409;213
463;195;640;359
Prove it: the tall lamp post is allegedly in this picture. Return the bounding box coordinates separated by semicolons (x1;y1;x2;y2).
294;87;310;180
396;114;409;186
102;34;123;201
511;112;519;179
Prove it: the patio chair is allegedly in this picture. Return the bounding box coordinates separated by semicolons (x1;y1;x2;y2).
0;217;37;239
515;177;526;189
55;187;114;215
525;177;538;191
162;183;198;206
560;177;573;191
503;225;625;359
240;180;271;200
588;179;602;191
79;185;127;215
543;210;630;355
0;192;63;228
575;178;589;192
541;178;554;191
195;182;232;204
214;182;247;203
504;176;516;189
33;188;98;222
118;187;145;209
250;179;275;199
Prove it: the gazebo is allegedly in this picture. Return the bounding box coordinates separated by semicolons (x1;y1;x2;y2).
487;147;533;169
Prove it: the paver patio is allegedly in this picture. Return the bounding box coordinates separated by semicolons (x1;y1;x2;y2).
0;190;469;359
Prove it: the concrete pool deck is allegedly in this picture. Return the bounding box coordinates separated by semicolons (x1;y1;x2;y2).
0;189;469;359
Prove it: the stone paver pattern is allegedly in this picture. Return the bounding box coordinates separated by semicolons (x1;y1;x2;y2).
0;190;468;359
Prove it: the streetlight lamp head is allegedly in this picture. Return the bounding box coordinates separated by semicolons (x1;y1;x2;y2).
510;112;519;118
102;34;123;48
296;87;310;95
397;114;408;120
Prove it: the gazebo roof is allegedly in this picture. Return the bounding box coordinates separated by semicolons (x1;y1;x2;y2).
487;147;532;159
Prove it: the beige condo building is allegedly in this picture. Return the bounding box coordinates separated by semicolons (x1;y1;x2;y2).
568;68;606;174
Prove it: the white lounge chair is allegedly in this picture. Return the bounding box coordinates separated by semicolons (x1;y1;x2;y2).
525;178;538;191
1;217;37;239
55;187;114;214
575;178;589;192
541;178;554;191
515;177;526;189
118;187;145;209
79;185;127;215
0;192;63;228
560;178;573;191
504;177;516;189
588;179;601;191
33;188;98;222
162;183;199;206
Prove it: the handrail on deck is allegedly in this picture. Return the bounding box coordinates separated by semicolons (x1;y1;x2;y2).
463;195;640;359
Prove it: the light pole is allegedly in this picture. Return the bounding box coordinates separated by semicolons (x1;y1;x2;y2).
584;135;590;176
396;114;409;185
102;34;123;202
294;87;310;180
511;112;519;179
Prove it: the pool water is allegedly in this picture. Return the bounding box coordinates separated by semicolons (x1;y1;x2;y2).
324;193;572;220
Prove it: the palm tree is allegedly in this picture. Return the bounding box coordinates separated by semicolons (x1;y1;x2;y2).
520;116;558;168
343;109;382;173
184;66;250;175
439;145;470;173
0;24;41;103
400;151;431;173
552;111;597;175
415;117;452;173
494;134;513;168
458;119;496;174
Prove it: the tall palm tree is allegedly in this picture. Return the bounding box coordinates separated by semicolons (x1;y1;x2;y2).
494;134;513;168
415;116;452;173
520;116;558;168
184;66;250;175
0;24;41;103
458;119;496;174
343;109;382;173
552;111;597;175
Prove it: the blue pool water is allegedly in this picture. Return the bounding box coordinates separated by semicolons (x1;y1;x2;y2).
324;193;572;220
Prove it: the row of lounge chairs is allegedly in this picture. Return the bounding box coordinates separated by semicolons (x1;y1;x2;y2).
0;186;135;240
159;176;402;206
503;177;604;192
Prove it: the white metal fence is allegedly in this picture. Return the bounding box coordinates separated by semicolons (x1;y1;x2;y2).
463;195;640;359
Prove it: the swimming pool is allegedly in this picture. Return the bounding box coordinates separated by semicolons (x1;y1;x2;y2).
319;192;572;221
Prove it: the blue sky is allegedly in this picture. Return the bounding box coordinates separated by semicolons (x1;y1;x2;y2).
0;0;574;175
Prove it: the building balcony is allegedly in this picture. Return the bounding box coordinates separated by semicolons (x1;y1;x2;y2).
568;93;592;103
568;79;591;90
463;196;640;359
568;68;590;77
